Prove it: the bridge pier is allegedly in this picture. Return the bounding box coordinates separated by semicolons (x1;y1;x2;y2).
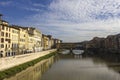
70;48;72;53
70;48;75;55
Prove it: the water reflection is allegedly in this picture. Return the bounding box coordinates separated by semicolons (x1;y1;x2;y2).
60;49;70;54
41;54;120;80
72;50;84;55
91;56;120;75
74;54;82;59
60;49;84;55
4;51;120;80
4;56;56;80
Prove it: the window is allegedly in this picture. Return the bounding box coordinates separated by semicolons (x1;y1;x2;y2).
8;39;11;43
9;45;10;48
2;26;4;30
6;44;7;49
6;39;11;43
6;33;8;37
5;39;8;41
1;32;4;36
1;44;4;48
12;43;18;48
1;38;4;43
12;30;14;33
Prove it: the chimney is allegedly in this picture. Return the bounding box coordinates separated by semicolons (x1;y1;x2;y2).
0;14;3;20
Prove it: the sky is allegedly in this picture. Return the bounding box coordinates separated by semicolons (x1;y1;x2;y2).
0;0;120;42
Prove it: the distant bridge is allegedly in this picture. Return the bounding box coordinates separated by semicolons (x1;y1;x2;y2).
57;42;85;51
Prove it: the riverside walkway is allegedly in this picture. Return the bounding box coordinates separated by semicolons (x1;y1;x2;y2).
0;49;56;71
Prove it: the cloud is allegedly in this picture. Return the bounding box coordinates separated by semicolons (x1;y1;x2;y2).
52;0;120;21
13;0;120;42
0;1;12;6
33;3;46;8
16;0;120;22
23;7;43;12
17;17;120;42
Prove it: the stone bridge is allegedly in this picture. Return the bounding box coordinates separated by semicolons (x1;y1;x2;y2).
57;42;85;50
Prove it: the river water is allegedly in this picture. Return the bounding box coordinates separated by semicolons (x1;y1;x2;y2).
4;51;120;80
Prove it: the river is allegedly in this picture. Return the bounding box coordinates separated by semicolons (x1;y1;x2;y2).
4;50;120;80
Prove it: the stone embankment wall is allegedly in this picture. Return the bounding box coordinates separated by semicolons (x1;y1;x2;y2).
0;49;56;71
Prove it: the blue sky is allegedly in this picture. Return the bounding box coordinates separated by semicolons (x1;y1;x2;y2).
0;0;120;42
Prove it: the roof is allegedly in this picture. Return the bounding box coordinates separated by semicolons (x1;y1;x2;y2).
1;20;8;23
9;25;20;30
10;25;28;29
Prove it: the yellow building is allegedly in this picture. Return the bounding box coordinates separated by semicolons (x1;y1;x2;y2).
0;14;62;57
27;27;36;53
0;15;11;57
42;34;49;50
10;25;19;55
51;38;55;49
42;35;62;50
27;30;34;53
19;27;28;54
53;39;62;48
12;26;28;54
47;35;52;49
33;28;42;52
27;27;42;52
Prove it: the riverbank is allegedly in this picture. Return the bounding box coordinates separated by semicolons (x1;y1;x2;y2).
0;49;57;80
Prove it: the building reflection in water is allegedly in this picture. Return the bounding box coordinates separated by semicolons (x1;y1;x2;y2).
4;56;56;80
74;54;82;59
4;52;120;80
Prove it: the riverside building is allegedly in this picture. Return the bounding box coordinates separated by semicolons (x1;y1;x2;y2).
0;14;62;58
0;14;11;57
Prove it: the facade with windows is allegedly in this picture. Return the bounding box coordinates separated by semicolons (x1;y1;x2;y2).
10;25;19;55
27;27;34;53
18;27;28;54
27;27;43;52
0;14;62;58
42;34;49;50
0;20;11;57
33;29;43;52
47;35;52;49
